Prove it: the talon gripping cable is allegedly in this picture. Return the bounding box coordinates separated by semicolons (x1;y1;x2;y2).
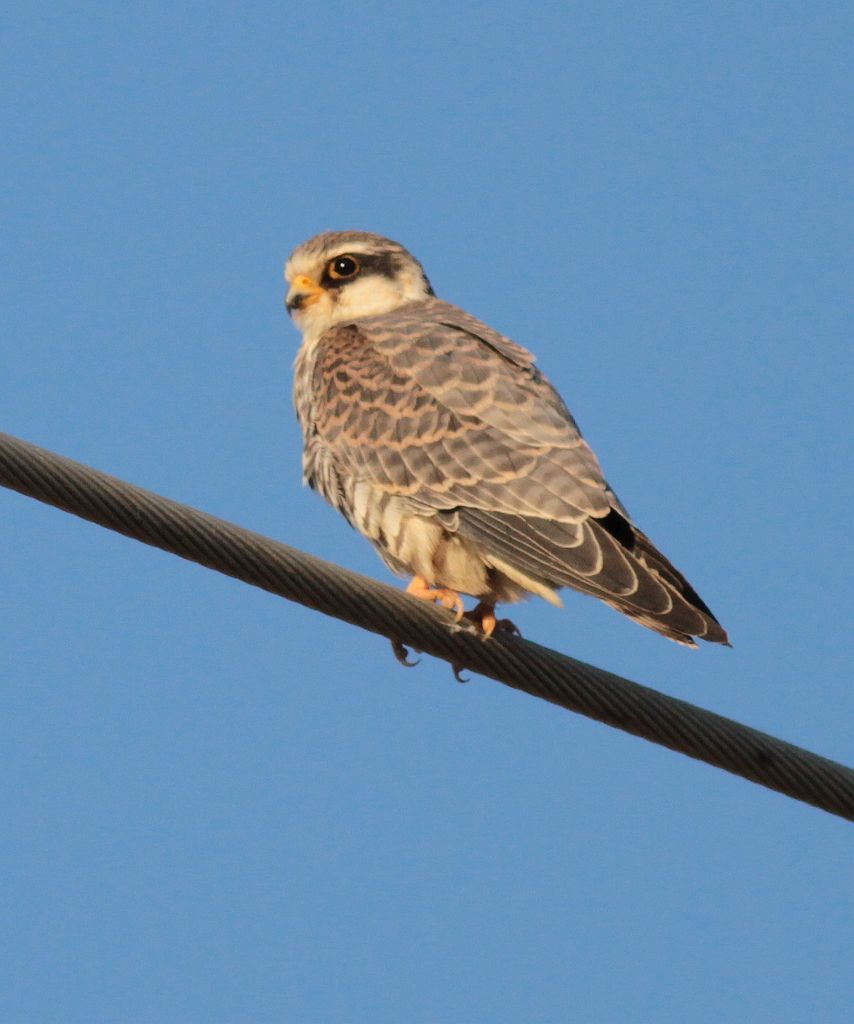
1;431;852;821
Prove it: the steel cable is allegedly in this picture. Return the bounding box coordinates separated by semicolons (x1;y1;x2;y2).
1;430;851;821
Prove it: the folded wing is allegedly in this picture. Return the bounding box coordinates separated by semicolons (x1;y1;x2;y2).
302;299;728;645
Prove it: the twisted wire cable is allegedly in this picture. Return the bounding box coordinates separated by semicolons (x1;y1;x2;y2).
1;430;851;821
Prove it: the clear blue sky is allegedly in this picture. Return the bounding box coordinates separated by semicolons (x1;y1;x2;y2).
1;3;851;1021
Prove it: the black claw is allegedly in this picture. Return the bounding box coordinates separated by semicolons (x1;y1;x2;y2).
391;639;420;667
452;663;470;683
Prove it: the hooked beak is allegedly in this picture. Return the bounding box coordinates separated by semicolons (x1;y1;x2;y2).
286;274;324;315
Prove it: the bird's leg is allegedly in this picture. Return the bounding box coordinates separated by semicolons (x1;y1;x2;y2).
405;575;465;621
467;601;522;639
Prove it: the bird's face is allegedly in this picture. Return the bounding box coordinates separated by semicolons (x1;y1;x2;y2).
285;231;434;340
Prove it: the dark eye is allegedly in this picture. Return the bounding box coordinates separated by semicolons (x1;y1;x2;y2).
328;255;360;280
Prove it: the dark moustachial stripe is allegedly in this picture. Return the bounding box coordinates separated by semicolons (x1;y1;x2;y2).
320;251;435;295
320;252;397;289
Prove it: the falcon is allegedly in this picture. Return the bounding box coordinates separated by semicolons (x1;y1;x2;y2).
285;230;728;647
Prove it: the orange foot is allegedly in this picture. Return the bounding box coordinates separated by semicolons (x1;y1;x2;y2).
467;601;522;639
406;576;465;621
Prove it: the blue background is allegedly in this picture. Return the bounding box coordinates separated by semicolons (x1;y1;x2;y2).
1;3;851;1021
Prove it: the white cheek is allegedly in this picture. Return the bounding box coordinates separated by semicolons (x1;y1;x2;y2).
334;277;404;318
291;296;337;341
290;266;430;341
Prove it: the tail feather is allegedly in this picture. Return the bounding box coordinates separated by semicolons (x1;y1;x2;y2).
453;506;729;646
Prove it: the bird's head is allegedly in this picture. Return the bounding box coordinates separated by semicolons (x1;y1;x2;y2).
285;231;434;339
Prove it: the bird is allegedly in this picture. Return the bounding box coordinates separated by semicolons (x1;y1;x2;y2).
285;230;729;648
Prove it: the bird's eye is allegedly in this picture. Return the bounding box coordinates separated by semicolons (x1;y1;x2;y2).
328;255;360;280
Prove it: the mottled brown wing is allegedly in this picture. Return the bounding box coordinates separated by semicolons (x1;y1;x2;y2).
302;302;727;644
306;303;614;521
